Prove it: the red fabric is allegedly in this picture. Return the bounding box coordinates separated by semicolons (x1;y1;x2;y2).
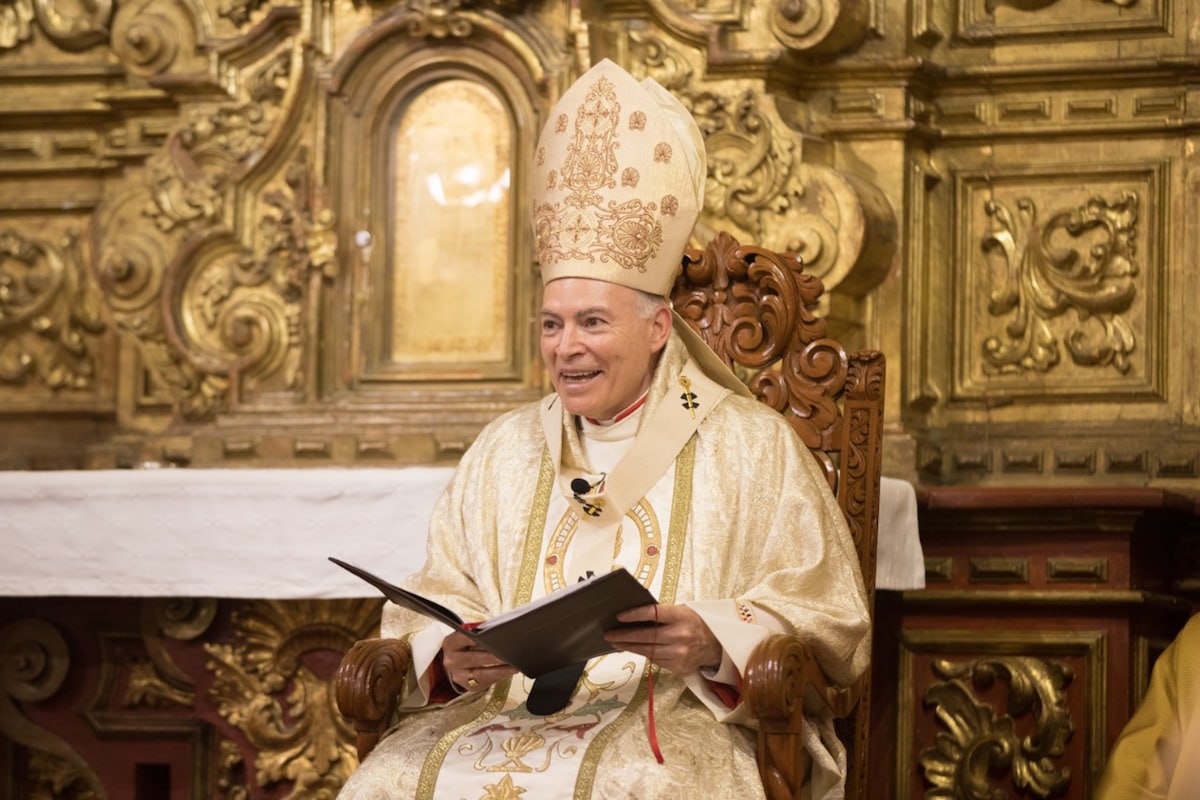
427;650;459;705
706;678;741;710
647;604;664;763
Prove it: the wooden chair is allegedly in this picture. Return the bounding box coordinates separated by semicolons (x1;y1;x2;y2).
673;231;884;800
335;230;885;800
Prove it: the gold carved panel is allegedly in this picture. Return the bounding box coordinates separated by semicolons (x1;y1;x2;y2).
898;629;1107;800
908;74;1198;484
953;165;1163;400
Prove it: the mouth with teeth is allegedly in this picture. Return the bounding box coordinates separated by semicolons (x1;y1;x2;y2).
560;370;600;384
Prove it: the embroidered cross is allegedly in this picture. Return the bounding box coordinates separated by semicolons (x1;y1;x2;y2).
579;500;603;517
678;375;698;418
571;475;606;517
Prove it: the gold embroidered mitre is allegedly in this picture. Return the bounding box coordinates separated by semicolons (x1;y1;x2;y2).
531;59;705;297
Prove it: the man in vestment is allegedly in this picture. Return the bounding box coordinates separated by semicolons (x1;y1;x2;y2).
1095;613;1200;799
336;58;870;800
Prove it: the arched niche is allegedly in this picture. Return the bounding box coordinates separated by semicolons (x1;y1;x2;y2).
324;22;552;422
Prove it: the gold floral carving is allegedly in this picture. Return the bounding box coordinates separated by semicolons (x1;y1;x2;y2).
95;46;337;420
0;0;34;49
981;192;1139;375
143;55;290;235
0;0;113;51
119;598;219;709
403;0;533;38
920;656;1074;799
219;0;272;27
216;735;252;800
204;599;382;798
0;618;105;799
631;34;894;298
0;230;106;390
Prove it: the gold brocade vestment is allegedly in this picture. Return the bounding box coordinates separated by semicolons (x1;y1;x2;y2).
1096;614;1200;800
336;333;870;800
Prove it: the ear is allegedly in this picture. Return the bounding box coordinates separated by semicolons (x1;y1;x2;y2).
648;304;672;353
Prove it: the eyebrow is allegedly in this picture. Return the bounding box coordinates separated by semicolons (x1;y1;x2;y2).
539;306;610;319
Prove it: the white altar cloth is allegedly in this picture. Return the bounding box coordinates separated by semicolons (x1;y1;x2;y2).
0;469;923;598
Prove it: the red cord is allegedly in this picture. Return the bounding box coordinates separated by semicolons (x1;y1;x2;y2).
647;604;664;763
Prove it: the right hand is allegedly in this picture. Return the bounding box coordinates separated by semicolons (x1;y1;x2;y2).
442;630;518;692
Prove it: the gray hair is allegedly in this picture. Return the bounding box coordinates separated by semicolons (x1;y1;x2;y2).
632;289;670;320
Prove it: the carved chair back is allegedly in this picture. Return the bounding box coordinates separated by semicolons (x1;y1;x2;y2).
672;230;884;800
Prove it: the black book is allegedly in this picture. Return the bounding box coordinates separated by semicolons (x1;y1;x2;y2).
329;556;658;678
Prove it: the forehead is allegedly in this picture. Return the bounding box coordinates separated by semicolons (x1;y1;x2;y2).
540;277;638;315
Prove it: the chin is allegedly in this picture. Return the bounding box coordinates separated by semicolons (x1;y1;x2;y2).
558;395;601;419
561;400;595;418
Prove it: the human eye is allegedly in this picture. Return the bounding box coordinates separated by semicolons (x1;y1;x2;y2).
540;315;561;333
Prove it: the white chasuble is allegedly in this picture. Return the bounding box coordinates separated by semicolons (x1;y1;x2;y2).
424;431;690;800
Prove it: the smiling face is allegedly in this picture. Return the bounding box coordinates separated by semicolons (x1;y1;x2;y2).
540;278;672;421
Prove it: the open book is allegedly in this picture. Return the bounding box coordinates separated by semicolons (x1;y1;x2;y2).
329;557;657;678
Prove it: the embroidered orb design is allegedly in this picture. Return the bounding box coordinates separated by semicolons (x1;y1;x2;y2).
661;194;678;216
629;110;646;130
653;142;671;163
612;216;658;263
621;167;640;188
568;150;610;201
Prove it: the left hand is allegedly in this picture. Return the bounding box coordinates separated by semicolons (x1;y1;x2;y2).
603;603;722;674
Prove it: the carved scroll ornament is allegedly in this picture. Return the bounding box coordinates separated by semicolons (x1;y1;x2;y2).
0;618;105;799
674;230;887;507
0;0;113;51
920;656;1074;799
0;229;105;390
981;192;1139;375
205;599;382;797
93;46;336;420
631;0;870;57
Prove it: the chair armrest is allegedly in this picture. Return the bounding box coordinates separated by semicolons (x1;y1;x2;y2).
335;637;412;761
744;633;863;800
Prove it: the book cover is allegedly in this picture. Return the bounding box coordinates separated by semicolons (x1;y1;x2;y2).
329;557;658;677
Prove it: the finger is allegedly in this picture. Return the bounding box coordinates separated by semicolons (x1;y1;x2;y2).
464;663;518;691
605;626;663;647
616;603;660;623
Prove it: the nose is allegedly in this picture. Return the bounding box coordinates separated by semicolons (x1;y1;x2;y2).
555;323;583;357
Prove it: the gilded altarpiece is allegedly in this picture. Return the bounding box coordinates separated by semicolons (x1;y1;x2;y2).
1;0;1198;798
